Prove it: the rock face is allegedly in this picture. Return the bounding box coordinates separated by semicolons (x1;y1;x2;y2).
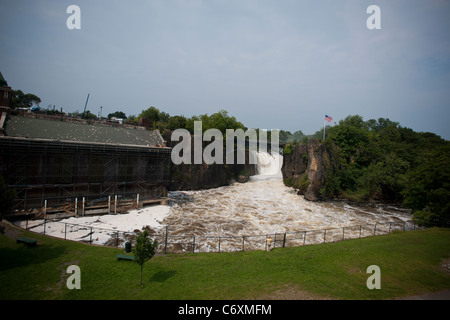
304;140;329;201
163;130;256;191
282;139;330;201
281;143;308;184
236;175;250;183
168;159;256;190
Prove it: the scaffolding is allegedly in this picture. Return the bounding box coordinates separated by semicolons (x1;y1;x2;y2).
0;136;172;211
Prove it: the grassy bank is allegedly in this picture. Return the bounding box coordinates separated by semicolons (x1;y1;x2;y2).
0;227;449;300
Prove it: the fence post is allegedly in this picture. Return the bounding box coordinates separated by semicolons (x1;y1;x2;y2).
116;232;119;248
114;195;117;214
359;225;362;238
44;200;47;219
218;237;221;253
343;227;345;241
90;227;93;244
389;222;392;233
163;226;168;254
192;236;195;253
303;231;307;245
75;198;78;216
82;197;85;216
374;224;377;235
64;223;67;240
274;233;277;249
242;236;245;251
283;233;286;248
323;229;327;243
137;193;140;208
108;196;111;214
43;219;46;235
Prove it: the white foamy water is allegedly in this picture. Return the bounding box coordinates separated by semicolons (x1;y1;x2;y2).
18;152;413;251
17;205;171;246
255;152;283;177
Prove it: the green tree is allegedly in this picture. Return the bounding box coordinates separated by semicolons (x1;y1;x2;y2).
402;144;450;227
327;115;369;163
139;106;161;124
137;107;173;130
159;111;171;123
358;153;408;200
167;115;187;130
184;110;245;135
127;115;138;124
108;111;127;119
11;90;41;109
322;115;415;201
133;230;158;286
278;130;292;143
82;110;97;120
291;130;305;143
206;110;245;134
305;114;449;210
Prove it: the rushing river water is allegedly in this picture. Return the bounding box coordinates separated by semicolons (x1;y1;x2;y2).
161;152;413;251
18;152;414;252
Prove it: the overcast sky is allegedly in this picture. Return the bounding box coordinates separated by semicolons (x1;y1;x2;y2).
1;0;449;138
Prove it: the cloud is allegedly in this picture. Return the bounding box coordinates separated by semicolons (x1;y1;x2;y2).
1;0;449;138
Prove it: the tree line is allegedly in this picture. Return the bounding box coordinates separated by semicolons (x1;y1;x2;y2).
314;115;449;228
106;106;309;144
107;106;311;144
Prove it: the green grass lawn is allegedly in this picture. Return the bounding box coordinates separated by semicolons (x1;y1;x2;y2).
1;227;449;300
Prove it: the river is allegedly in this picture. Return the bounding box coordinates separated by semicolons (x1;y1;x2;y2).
161;152;413;251
17;152;414;252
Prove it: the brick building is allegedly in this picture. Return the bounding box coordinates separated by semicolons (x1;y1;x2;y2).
0;71;13;111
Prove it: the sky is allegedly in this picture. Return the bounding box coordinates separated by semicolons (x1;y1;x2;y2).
1;0;449;139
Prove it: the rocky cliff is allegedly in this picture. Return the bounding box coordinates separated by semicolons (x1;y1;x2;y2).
162;130;256;191
168;156;256;191
282;139;332;201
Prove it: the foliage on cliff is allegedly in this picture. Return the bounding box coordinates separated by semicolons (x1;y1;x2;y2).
323;115;449;227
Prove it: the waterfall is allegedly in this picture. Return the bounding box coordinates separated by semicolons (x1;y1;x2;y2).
254;151;283;178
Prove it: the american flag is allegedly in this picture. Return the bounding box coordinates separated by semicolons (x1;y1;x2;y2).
325;115;332;122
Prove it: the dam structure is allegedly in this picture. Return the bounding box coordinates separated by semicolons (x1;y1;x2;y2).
0;112;172;213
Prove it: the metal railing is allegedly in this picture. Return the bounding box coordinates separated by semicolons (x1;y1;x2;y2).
12;218;421;254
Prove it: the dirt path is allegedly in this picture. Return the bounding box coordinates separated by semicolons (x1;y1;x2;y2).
396;289;450;300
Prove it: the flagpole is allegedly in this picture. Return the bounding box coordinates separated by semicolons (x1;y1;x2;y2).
323;119;326;141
